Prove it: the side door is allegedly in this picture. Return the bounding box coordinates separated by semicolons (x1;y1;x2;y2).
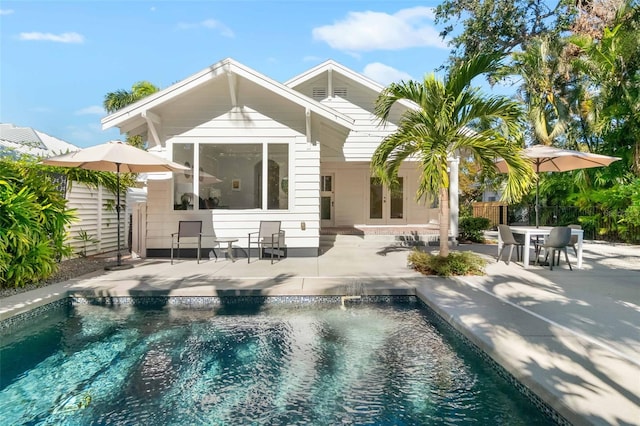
320;174;334;227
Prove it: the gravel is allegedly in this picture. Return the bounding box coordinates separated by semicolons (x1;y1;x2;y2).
0;256;111;299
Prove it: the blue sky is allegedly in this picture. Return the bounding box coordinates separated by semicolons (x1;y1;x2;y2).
1;0;462;147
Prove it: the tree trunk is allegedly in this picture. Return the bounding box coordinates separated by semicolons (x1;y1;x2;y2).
439;187;450;257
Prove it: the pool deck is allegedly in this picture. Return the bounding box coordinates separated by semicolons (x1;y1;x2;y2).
1;236;638;425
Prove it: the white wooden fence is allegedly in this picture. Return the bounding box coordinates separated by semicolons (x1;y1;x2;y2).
65;183;123;258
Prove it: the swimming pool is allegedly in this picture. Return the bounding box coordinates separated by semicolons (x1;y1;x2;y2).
0;298;552;425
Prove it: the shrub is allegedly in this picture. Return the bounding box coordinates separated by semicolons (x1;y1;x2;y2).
0;160;75;288
407;249;486;276
458;217;491;243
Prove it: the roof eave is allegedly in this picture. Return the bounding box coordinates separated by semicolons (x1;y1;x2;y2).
102;58;354;132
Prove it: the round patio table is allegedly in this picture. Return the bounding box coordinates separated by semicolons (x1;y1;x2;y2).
203;237;238;262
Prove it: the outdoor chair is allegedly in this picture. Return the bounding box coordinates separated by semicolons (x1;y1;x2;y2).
568;224;582;256
538;226;573;271
497;225;525;265
171;220;202;264
248;221;285;264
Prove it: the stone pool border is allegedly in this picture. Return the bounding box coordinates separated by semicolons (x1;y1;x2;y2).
1;292;569;425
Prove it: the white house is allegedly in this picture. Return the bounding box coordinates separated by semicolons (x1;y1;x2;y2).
102;58;459;258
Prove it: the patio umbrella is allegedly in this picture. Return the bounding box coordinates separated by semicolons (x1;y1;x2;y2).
495;145;621;227
42;141;189;270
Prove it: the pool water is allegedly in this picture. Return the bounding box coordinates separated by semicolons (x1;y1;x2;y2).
0;301;551;425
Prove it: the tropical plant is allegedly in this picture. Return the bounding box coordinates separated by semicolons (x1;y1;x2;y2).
569;1;640;176
74;230;100;258
104;80;160;149
458;217;492;243
407;249;487;276
0;159;75;288
372;53;534;257
501;36;572;147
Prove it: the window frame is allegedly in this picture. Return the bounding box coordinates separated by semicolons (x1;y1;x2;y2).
171;140;291;211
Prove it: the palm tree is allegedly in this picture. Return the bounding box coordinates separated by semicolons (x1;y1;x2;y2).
509;36;572;147
570;1;640;176
372;53;533;257
104;81;160;149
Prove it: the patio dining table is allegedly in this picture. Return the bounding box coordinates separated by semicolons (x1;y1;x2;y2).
497;226;584;269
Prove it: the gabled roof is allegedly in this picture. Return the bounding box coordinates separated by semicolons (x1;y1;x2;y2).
285;60;387;93
0;123;80;158
101;58;354;132
285;60;418;111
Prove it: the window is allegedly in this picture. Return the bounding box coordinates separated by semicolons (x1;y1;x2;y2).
173;144;194;210
321;175;332;192
267;144;289;209
173;143;288;210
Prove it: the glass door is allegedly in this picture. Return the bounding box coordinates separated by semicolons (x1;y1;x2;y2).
320;174;334;227
368;176;406;224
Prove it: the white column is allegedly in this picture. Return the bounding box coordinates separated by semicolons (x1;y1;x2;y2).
448;156;460;245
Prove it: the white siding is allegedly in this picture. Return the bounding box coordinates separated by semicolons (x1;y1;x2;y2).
322;162;438;227
142;112;321;251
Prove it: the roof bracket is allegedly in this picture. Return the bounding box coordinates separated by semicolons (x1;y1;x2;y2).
227;71;237;108
142;111;162;148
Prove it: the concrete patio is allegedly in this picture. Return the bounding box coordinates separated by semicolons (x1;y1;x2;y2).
1;237;638;425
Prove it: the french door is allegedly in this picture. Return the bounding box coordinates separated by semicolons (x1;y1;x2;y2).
368;176;406;225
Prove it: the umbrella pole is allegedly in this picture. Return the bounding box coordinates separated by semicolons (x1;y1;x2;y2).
116;164;121;266
535;162;540;228
106;163;133;270
535;182;540;228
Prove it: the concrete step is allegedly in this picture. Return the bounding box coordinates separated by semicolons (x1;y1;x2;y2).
319;233;441;247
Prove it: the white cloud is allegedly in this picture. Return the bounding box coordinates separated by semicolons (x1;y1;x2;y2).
19;32;84;43
312;6;447;52
176;19;234;38
75;105;105;115
363;63;413;85
0;9;14;15
394;6;436;21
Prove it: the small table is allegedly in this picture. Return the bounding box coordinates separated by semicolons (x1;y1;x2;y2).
202;237;238;262
498;226;584;269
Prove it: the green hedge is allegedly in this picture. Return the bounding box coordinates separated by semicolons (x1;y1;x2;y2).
0;160;75;288
458;217;491;242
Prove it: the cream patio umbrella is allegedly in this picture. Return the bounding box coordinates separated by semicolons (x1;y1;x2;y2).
42;141;189;270
495;145;621;227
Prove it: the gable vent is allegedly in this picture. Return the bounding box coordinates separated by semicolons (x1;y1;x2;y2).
333;87;347;98
312;87;327;99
